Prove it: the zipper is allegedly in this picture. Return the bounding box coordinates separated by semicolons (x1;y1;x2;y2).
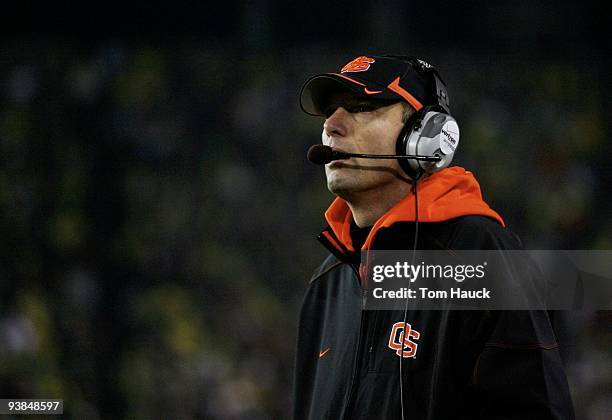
341;264;367;420
317;228;369;419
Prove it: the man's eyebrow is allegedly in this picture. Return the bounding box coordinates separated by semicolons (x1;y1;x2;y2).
328;97;384;107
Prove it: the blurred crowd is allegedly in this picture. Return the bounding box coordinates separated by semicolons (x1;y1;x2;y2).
0;26;610;420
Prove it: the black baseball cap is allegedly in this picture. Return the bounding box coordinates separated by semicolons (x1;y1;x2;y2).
300;54;434;117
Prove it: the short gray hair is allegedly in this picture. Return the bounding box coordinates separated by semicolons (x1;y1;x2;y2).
401;102;415;123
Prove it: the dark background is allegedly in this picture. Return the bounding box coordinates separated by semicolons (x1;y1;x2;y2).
0;1;610;418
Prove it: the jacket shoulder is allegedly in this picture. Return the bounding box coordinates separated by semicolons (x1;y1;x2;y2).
444;215;523;250
309;254;343;284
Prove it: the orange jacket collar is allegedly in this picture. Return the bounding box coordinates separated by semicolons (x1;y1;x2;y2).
324;166;505;252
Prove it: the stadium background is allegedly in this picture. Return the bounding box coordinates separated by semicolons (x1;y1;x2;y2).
0;1;609;418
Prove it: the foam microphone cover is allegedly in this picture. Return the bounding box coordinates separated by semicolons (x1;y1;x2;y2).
307;144;334;165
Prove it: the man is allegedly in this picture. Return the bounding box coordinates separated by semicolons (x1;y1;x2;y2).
293;55;574;419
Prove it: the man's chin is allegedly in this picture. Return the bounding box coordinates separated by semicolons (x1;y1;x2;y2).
326;177;365;198
326;178;349;196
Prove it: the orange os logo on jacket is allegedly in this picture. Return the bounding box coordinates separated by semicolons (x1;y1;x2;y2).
341;56;375;73
388;322;421;358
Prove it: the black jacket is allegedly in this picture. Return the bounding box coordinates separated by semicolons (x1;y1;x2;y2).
293;213;575;420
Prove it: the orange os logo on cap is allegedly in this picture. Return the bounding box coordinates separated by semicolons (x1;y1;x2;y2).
341;56;375;73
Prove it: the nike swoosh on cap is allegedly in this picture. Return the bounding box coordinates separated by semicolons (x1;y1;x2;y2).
319;347;330;358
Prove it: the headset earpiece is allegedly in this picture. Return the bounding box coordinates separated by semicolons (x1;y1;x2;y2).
397;105;460;178
395;59;460;179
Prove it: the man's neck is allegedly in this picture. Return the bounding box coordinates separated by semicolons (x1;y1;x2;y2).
344;182;413;227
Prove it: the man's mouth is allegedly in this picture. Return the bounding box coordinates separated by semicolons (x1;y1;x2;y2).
327;160;345;168
330;147;349;155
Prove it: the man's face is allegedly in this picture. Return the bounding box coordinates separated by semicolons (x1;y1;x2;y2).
321;91;408;198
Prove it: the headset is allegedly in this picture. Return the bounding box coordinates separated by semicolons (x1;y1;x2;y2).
389;56;460;180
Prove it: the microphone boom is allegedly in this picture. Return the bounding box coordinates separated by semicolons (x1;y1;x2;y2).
307;145;440;165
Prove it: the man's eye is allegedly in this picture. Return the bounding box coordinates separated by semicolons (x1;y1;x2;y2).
349;104;375;113
322;103;376;117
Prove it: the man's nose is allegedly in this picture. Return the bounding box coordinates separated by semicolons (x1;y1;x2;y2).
323;107;349;138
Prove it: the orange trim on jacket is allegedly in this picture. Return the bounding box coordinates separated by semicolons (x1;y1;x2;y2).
324;166;505;252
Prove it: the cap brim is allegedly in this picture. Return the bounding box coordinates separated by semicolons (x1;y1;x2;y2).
299;73;398;116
